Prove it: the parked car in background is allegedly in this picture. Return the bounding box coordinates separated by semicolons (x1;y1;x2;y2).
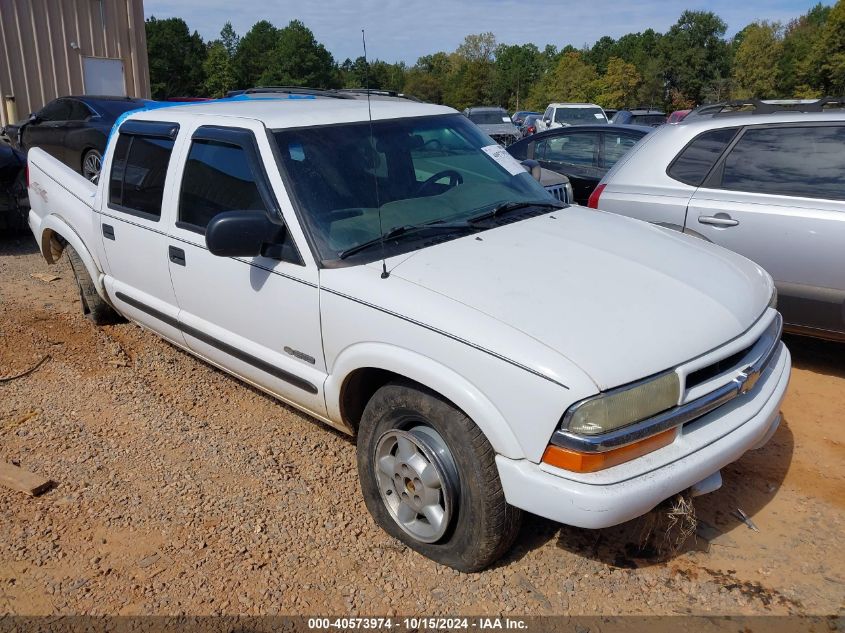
3;95;150;182
0;143;26;230
611;109;667;127
511;110;540;126
604;109;619;121
463;106;521;146
519;114;542;137
507;124;650;204
536;103;609;132
667;109;692;123
590;98;845;341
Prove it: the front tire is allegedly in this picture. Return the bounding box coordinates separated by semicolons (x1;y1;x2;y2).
357;381;522;572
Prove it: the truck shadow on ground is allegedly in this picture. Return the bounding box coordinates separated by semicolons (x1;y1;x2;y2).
783;333;845;379
0;231;40;257
499;416;795;570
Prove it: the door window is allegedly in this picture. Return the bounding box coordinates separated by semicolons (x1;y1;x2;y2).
602;133;639;168
720;125;845;201
178;139;267;231
38;99;71;121
539;133;599;167
66;99;93;121
667;128;737;186
108;134;175;219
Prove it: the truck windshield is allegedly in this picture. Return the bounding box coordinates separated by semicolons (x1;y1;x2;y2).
272;114;551;264
554;107;607;125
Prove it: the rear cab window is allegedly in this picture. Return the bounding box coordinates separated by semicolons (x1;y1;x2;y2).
667;128;737;186
108;121;179;220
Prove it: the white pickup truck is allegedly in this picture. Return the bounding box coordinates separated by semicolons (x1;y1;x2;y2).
26;95;790;571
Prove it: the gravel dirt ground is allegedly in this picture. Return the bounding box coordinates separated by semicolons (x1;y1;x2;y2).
0;232;843;617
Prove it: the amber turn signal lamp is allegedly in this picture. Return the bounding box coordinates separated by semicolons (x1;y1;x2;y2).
541;428;677;473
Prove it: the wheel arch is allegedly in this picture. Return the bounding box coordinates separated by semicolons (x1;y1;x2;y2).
325;343;524;459
38;216;107;300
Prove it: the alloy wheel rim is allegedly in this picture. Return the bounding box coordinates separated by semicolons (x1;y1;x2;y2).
83;152;101;182
374;426;458;543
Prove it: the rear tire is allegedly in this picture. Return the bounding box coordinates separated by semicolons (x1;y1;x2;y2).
81;149;102;183
357;381;522;572
65;245;120;325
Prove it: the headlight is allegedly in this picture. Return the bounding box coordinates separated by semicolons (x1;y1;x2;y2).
769;285;778;310
562;371;680;436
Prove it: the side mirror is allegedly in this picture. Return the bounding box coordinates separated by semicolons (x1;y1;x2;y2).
521;159;542;182
205;210;284;258
28;112;40;123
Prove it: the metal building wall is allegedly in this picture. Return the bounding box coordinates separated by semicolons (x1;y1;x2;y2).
0;0;150;127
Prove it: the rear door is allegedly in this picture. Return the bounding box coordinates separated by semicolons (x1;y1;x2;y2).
61;99;96;171
98;120;185;344
165;122;328;416
686;123;845;336
535;131;602;204
599;130;642;172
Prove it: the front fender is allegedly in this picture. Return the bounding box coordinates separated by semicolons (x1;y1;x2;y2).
36;212;106;300
324;342;525;459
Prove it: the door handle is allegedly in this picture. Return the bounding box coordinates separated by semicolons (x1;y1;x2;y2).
102;224;115;240
698;214;739;227
168;246;186;266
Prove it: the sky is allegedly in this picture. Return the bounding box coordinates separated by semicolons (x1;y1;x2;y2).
143;0;832;64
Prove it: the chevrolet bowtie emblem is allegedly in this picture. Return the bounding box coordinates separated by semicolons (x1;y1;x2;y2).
738;365;761;394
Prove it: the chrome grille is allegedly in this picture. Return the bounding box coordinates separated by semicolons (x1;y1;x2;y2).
490;134;517;147
545;184;567;202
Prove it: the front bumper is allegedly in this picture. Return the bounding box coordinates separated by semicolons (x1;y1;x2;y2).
496;342;790;529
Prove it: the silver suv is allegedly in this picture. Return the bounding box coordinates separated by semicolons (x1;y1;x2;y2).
590;99;845;341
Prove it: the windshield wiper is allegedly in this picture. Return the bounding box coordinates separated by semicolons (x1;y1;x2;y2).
467;200;566;225
338;220;480;260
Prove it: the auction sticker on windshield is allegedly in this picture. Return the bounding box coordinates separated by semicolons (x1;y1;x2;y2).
481;145;526;176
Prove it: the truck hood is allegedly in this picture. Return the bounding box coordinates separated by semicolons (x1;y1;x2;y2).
387;207;771;390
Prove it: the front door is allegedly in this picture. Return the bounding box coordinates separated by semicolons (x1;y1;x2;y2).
23;99;71;159
165;122;328;416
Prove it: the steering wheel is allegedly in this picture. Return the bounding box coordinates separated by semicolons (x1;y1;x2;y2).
423;138;443;150
416;169;463;196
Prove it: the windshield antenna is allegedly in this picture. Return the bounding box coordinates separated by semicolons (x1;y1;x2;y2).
362;29;389;279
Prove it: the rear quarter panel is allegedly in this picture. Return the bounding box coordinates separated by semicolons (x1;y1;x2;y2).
27;148;105;289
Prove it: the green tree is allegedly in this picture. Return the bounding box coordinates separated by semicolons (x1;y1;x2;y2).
493;43;545;110
220;21;240;57
779;4;831;96
145;16;207;98
732;22;783;98
527;52;598;109
661;10;730;104
808;0;845;96
403;70;443;102
233;20;278;88
443;33;497;109
203;41;236;97
594;57;641;109
261;20;337;88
